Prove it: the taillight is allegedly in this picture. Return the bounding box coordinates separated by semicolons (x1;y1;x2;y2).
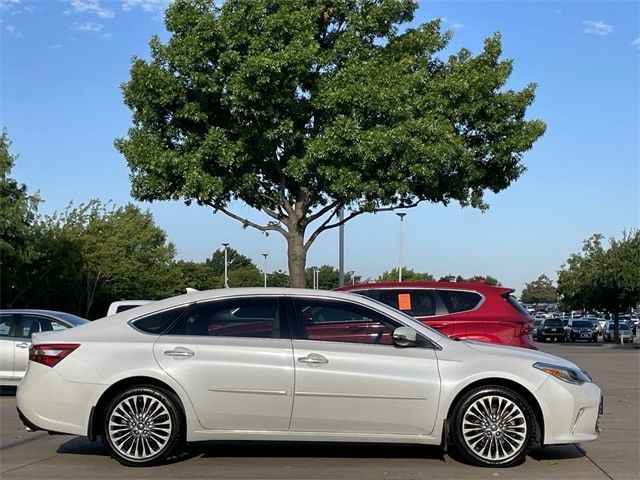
29;343;80;368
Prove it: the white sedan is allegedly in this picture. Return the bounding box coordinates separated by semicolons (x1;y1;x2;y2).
17;289;602;468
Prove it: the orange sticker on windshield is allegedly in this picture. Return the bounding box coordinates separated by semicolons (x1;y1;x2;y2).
398;293;411;311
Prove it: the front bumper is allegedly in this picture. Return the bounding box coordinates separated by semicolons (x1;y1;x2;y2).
536;376;602;444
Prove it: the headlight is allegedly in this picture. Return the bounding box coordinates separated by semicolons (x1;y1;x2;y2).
533;362;592;385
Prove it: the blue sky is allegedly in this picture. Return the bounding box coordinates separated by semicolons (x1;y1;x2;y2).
1;0;638;294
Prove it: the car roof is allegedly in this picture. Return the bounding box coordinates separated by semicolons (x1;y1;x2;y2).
335;281;513;295
0;309;79;316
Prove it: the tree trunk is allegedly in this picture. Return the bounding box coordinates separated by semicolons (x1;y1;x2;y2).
613;311;619;342
287;228;307;288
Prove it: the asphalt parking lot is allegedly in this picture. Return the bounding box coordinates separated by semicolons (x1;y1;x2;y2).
1;342;638;480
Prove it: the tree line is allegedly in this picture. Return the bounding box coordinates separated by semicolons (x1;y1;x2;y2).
521;233;639;338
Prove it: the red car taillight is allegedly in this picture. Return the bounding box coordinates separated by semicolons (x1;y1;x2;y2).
29;344;80;368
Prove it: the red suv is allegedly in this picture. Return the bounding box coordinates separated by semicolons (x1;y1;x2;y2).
335;281;535;349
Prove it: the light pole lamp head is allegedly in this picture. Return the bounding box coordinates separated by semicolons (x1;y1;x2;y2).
262;253;268;259
222;242;229;248
396;212;407;221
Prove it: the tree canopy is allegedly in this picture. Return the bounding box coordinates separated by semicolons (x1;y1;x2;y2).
520;274;557;304
379;268;434;282
557;231;640;339
0;130;41;307
116;0;545;286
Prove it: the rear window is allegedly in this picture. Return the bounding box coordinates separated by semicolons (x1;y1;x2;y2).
503;295;530;317
438;290;483;314
544;319;563;327
133;306;189;334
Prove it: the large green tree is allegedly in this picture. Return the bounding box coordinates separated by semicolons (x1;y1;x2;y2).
520;274;557;304
557;231;640;340
50;201;178;317
0;130;42;307
116;0;545;287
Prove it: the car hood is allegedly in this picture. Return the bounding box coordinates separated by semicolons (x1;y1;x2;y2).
462;340;578;369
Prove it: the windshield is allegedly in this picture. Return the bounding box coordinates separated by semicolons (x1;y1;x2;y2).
573;321;593;328
544;319;563;327
609;323;630;330
55;312;89;326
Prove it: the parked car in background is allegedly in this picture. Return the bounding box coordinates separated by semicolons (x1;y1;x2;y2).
335;282;535;349
532;319;543;340
106;300;152;316
17;288;601;468
565;319;598;343
537;318;565;342
0;309;88;386
603;321;633;342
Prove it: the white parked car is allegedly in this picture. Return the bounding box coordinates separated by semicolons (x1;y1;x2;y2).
17;289;602;468
106;300;152;316
0;309;88;386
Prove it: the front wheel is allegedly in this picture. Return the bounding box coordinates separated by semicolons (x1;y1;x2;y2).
102;386;183;467
450;386;534;467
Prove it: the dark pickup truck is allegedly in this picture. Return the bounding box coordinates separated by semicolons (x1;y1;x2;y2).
538;318;565;342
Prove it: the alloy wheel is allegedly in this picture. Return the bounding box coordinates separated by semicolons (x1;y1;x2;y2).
461;394;527;463
107;394;173;461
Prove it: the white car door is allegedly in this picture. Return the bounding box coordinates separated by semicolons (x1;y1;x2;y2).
12;314;36;380
289;297;441;435
153;296;295;431
0;313;16;383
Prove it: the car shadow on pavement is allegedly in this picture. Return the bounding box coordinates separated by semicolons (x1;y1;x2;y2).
0;386;17;396
192;441;445;461
528;444;585;461
57;437;445;464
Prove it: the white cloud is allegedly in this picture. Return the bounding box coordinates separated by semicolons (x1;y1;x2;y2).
0;0;23;14
5;24;23;37
64;0;114;19
100;32;113;40
582;20;613;36
71;21;104;32
632;38;640;50
440;17;464;30
122;0;170;13
47;43;63;49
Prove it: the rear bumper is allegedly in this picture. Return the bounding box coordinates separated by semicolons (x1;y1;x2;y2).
17;362;102;436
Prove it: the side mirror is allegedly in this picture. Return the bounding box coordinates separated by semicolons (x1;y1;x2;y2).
392;326;418;347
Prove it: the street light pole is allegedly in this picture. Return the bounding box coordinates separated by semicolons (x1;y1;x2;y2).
338;207;345;287
313;267;319;289
395;213;407;282
261;253;268;288
222;243;229;288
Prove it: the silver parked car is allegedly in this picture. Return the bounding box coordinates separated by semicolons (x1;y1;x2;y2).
0;309;88;386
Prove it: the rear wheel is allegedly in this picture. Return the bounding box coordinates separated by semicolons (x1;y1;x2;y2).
450;386;534;467
102;386;183;467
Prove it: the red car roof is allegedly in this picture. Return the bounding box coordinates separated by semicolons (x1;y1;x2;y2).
335;281;514;296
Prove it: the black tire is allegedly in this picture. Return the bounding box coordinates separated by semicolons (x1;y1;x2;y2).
102;386;183;467
450;386;535;467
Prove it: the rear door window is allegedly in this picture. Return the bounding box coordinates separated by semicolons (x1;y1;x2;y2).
0;314;13;337
437;290;483;314
167;298;285;339
376;289;438;317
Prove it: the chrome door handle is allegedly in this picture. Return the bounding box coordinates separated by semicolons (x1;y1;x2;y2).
164;349;194;357
297;354;328;365
16;343;30;349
